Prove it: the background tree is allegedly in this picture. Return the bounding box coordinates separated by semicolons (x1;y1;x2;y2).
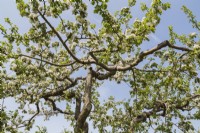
0;0;200;132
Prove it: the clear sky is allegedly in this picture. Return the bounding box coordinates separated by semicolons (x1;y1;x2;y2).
0;0;200;133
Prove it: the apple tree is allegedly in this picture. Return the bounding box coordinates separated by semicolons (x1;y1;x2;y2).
0;0;200;132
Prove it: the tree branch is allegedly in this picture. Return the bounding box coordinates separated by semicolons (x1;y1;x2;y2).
19;54;76;67
18;102;40;128
134;67;169;73
133;94;200;124
42;77;84;98
91;69;116;80
168;43;192;52
37;9;93;65
44;97;72;115
89;40;192;72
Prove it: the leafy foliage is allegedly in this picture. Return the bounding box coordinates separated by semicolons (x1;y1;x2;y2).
0;0;200;132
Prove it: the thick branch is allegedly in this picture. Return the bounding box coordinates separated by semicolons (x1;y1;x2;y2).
89;40;192;72
42;83;76;98
91;69;116;80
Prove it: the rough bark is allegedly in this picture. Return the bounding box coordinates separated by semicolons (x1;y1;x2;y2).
75;68;93;133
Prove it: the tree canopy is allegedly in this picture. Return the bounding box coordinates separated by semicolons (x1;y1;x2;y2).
0;0;200;132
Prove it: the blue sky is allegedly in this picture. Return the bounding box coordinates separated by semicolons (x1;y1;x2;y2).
0;0;200;133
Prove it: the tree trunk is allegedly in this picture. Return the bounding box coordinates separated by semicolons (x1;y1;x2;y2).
74;68;93;133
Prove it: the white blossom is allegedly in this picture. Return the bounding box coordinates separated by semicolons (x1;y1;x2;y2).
190;32;197;37
28;64;35;70
48;69;53;74
141;17;146;22
29;13;34;18
35;21;40;27
152;19;157;24
8;82;15;87
163;51;170;56
125;29;131;35
64;0;71;5
134;18;140;22
146;22;152;27
182;56;189;62
193;44;200;49
38;6;43;11
126;34;136;39
181;64;187;68
11;63;17;70
29;13;38;19
158;6;162;11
